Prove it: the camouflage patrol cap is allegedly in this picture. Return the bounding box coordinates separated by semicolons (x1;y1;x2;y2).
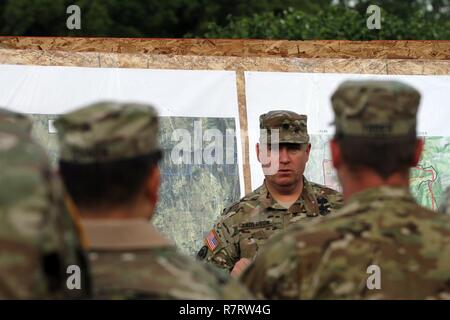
54;101;160;163
259;110;309;144
331;80;421;137
0;107;32;134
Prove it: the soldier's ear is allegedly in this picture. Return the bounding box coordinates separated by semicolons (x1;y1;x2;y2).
306;143;311;153
256;143;261;163
330;139;342;169
411;138;424;167
145;166;161;207
305;143;311;157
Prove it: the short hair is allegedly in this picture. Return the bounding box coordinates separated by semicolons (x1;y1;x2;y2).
59;151;162;212
334;133;417;179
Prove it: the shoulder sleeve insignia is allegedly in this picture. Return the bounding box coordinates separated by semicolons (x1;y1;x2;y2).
196;245;208;260
204;229;221;252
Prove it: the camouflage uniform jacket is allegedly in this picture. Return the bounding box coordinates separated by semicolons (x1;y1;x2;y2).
0;128;90;299
241;186;450;299
198;176;343;271
82;219;253;299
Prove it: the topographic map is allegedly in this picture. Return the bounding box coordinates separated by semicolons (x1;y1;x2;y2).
410;136;450;210
30;114;241;257
305;135;450;211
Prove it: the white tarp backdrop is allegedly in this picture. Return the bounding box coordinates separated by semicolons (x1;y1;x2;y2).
1;64;449;211
0;64;245;196
245;71;450;210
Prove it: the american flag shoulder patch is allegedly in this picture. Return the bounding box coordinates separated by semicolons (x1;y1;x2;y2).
205;229;221;252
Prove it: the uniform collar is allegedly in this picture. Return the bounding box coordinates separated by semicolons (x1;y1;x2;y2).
81;218;174;251
259;176;315;210
347;185;413;207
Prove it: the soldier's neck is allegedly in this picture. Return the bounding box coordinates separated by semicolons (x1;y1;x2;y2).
78;199;155;220
341;168;410;202
266;179;303;207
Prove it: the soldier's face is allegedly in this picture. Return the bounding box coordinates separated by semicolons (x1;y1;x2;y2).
257;143;311;187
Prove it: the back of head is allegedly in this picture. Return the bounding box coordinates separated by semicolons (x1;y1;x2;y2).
55;101;162;212
0;128;66;299
331;80;421;178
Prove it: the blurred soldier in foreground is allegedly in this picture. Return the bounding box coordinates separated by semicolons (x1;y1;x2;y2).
241;80;450;299
439;187;450;215
0;110;90;299
55;102;253;299
0;107;33;133
197;110;343;276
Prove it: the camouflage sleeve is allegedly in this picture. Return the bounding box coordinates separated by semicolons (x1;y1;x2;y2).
327;191;344;212
197;208;240;271
240;231;299;299
221;278;255;300
201;262;255;299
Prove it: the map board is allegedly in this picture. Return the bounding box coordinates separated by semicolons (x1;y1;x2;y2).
0;64;244;256
245;71;450;210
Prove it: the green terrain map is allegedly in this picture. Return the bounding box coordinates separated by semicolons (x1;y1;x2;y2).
306;135;450;211
30;114;241;257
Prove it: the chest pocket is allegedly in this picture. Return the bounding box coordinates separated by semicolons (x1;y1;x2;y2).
237;221;281;259
238;220;279;234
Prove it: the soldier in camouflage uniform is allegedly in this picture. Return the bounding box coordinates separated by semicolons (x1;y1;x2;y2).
55;101;253;299
241;80;450;299
197;110;343;275
0;107;33;133
0;112;90;299
439;187;450;215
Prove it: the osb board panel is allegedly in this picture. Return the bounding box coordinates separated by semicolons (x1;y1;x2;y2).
1;37;450;60
2;49;449;75
422;61;450;75
387;60;425;75
99;53;148;68
0;48;99;67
